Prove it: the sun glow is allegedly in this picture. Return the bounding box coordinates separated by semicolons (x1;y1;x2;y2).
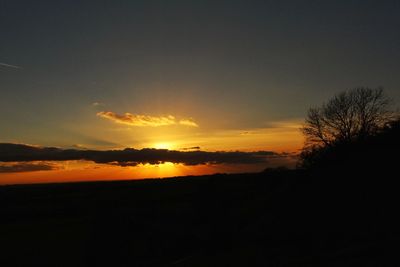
153;142;174;150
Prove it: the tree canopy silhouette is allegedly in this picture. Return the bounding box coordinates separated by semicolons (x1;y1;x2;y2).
300;87;397;168
302;87;395;148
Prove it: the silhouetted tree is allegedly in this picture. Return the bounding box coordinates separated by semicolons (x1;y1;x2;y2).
300;87;397;168
302;87;395;148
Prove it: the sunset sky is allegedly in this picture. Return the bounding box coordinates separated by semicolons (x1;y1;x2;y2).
1;1;399;184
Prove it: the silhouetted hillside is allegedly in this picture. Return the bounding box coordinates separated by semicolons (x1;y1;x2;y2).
0;171;398;265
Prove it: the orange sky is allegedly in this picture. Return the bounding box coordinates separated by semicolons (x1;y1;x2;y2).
1;1;400;185
0;119;303;185
83;117;304;152
0;160;296;186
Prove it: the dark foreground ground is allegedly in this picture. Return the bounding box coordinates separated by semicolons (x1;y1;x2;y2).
0;169;398;266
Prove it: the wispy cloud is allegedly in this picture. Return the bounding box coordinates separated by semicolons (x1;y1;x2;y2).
179;118;199;127
0;62;21;69
71;144;88;150
97;111;199;127
92;102;103;107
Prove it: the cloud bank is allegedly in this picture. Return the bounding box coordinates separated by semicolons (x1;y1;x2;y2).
97;112;198;127
0;143;280;167
0;162;58;173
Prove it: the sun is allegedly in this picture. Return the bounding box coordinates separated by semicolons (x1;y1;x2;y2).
153;142;174;150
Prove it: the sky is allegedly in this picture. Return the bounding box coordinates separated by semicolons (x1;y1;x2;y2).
0;1;399;183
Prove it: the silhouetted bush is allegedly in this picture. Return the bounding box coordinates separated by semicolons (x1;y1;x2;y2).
300;118;400;171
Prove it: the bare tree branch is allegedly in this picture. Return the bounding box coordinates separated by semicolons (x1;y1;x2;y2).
301;87;395;149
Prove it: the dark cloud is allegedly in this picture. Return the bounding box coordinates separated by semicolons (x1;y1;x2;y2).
0;162;58;173
0;143;281;166
180;146;201;151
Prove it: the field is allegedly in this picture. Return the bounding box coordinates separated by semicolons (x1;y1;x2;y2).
1;169;395;266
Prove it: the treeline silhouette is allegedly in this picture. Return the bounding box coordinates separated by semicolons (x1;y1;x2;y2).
300;118;400;171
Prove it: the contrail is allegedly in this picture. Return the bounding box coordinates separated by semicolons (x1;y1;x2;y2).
0;62;21;69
